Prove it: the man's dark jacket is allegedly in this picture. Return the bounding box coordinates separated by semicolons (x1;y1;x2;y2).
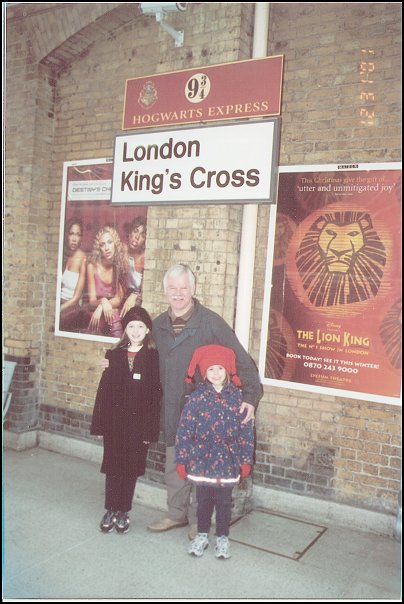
153;298;263;446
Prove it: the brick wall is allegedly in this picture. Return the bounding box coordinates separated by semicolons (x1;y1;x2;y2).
252;2;402;513
4;2;401;515
4;12;56;433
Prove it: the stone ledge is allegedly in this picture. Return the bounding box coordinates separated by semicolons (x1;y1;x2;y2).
4;429;38;451
4;429;397;537
252;484;396;538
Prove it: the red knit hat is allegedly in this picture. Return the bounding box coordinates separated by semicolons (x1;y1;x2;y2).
186;345;241;387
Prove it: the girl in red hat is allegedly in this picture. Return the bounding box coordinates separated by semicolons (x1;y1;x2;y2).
175;344;255;559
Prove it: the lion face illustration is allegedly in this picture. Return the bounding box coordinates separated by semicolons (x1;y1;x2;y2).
294;211;386;307
317;220;365;274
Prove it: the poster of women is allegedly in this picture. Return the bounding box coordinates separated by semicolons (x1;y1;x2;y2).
260;163;401;405
55;158;148;343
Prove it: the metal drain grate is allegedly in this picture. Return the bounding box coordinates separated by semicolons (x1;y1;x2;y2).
230;507;327;560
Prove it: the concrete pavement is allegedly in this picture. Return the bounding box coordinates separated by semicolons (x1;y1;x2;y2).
3;447;402;601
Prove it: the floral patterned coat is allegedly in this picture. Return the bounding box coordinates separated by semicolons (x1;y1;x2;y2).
175;382;254;487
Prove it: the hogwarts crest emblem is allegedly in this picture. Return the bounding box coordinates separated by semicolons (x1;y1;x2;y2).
138;81;158;109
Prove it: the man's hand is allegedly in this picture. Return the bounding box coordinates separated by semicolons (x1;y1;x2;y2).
240;402;255;424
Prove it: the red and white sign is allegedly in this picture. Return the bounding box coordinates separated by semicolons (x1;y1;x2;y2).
122;56;283;130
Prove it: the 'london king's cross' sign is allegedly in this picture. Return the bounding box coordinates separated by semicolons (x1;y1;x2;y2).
112;119;279;205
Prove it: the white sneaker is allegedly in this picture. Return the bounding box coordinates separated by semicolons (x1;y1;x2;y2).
215;535;231;559
188;532;209;557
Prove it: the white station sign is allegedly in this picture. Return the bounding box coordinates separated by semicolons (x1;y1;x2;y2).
111;119;279;205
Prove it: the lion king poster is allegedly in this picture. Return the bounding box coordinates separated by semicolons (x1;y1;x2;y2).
260;163;402;405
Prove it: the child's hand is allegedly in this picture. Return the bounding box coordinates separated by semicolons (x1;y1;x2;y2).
176;464;187;480
100;358;109;370
240;464;251;478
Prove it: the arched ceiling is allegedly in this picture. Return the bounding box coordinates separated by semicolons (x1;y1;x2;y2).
7;3;142;72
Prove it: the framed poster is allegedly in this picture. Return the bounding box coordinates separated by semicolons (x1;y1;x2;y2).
259;163;402;405
55;158;148;343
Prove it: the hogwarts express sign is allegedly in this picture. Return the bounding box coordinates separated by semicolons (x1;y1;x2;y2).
122;56;284;130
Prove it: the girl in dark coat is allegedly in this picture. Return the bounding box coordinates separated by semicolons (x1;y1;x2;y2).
91;306;162;534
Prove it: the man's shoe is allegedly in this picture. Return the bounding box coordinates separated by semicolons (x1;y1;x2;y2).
115;511;130;534
188;524;198;540
147;517;188;532
100;510;117;533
